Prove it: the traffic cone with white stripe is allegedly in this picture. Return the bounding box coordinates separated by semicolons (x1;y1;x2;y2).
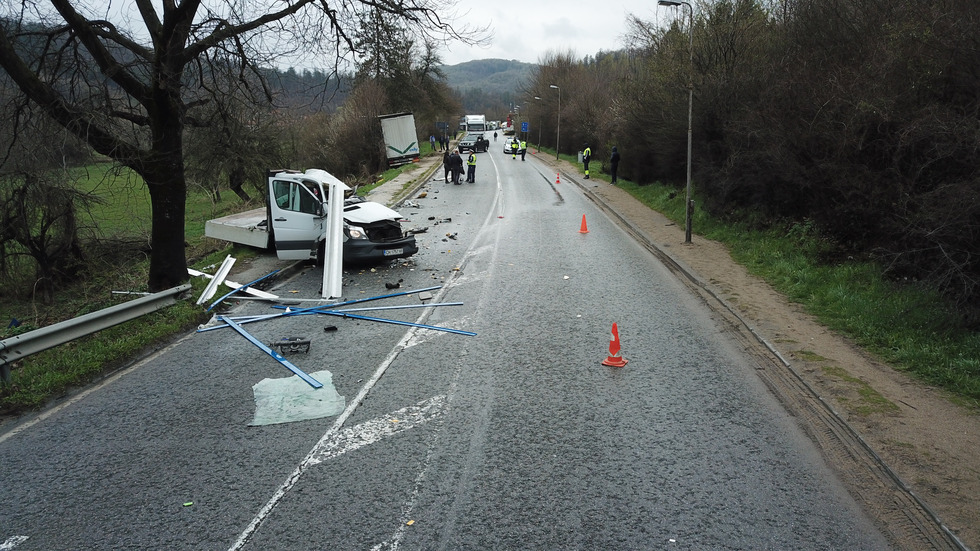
601;323;628;367
556;172;561;184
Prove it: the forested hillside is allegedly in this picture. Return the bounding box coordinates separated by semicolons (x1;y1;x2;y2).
440;59;536;119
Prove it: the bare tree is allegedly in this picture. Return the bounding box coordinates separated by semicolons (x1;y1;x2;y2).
0;1;482;290
0;171;99;303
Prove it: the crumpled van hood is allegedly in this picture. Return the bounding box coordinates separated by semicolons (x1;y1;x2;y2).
342;201;402;224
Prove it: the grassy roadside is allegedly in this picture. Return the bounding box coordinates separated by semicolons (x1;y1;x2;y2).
589;168;980;405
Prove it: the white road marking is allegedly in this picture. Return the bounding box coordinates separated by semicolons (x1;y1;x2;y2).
372;185;508;551
0;536;29;550
231;173;506;550
308;396;446;466
229;272;471;551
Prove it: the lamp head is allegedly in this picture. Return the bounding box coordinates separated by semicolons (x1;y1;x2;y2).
550;84;559;89
658;0;682;5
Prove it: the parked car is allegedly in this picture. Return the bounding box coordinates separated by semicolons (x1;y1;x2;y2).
459;133;488;153
503;136;526;155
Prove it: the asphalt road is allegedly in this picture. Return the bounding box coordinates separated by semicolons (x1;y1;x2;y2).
0;148;893;550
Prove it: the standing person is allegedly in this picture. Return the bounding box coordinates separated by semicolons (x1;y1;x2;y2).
582;143;592;179
466;151;477;183
443;150;451;183
609;146;621;185
511;138;518;159
430;134;436;152
520;138;527;161
493;131;498;142
450;149;464;185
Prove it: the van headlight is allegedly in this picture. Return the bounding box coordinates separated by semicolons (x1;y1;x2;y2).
346;225;367;240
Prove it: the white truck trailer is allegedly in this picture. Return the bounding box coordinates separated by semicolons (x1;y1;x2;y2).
204;169;418;264
379;112;420;167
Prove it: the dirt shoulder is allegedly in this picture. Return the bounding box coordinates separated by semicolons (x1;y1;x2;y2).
537;155;979;549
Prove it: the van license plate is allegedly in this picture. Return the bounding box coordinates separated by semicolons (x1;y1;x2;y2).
383;248;403;257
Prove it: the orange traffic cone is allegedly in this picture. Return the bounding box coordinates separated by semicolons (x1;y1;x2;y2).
601;323;628;367
579;214;589;234
556;172;561;184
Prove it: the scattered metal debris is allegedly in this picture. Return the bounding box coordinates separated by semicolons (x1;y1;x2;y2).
196;255;236;305
270;337;311;354
385;279;404;290
188;265;278;300
218;316;322;389
207;269;281;312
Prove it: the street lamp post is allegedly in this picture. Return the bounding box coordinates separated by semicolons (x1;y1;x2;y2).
659;0;694;243
549;84;561;161
534;96;543;151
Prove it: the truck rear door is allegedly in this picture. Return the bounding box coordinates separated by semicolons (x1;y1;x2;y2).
268;177;326;260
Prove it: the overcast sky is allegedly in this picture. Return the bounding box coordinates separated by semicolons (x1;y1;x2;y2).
438;2;670;65
74;1;676;68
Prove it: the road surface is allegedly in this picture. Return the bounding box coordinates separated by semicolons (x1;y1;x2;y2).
0;149;892;550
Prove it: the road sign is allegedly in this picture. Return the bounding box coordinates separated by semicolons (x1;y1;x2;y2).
521;121;529;133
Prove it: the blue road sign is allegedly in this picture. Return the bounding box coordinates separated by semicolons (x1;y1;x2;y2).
521;121;529;132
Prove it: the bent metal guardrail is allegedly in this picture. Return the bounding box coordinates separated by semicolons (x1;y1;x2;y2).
0;284;192;384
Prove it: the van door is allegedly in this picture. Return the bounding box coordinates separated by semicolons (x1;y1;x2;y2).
268;178;326;260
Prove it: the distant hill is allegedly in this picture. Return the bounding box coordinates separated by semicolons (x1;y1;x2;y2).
440;59;536;95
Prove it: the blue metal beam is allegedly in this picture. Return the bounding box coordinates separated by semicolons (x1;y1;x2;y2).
317;311;476;336
219;316;323;389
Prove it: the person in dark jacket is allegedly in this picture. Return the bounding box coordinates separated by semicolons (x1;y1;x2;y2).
609;146;620;185
443;150;451;182
450;150;464;185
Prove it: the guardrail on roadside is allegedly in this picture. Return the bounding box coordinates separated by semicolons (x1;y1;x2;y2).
0;284;192;384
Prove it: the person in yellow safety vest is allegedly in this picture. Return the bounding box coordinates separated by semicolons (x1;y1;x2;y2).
511;138;518;159
466;151;477;183
583;143;592;179
520;139;527;161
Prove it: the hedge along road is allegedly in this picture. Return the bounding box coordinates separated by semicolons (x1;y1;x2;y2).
0;148;893;550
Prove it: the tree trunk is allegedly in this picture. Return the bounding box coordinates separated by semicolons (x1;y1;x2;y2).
142;110;190;292
145;165;189;291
